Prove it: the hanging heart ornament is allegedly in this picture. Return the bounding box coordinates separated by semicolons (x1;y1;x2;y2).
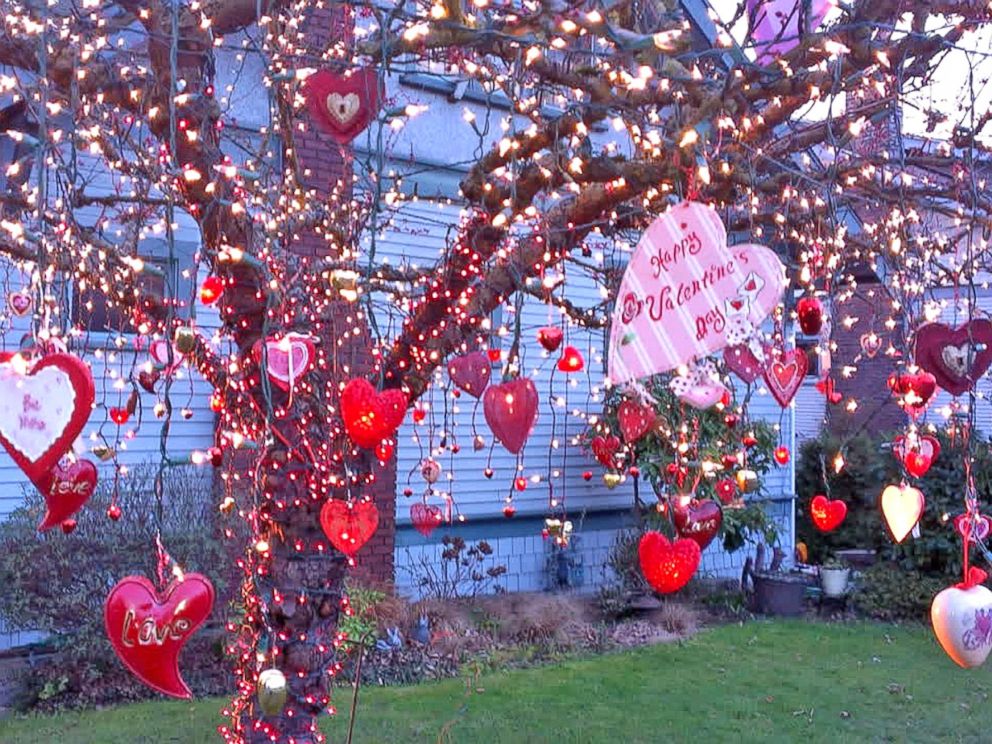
914;320;992;396
638;531;701;594
254;333;316;391
809;494;847;532
482;378;539;455
36;458;98;532
104;573;215;699
672;498;723;550
763;347;808;407
320;499;379;557
931;570;992;669
892;434;941;478
617;399;656;443
880;484;925;543
303;67;383;144
7;289;32;317
339;378;408;449
410;503;443;537
447;351;491;398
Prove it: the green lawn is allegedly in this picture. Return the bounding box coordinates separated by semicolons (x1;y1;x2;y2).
2;620;990;743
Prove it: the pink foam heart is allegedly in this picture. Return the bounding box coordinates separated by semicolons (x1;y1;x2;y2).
608;202;784;385
254;334;315;390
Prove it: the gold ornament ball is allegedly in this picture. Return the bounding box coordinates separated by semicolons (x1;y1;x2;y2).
173;326;197;354
735;469;760;494
257;668;288;716
602;472;622;489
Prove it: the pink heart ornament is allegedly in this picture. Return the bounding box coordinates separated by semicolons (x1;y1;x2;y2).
7;290;32;317
447;351;491;398
256;334;316;390
931;584;992;668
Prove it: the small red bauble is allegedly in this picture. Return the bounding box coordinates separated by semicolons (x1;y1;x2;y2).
374;441;395;463
503;504;517;518
208;446;223;467
199;276;224;305
209;391;224;413
514;477;527;492
796;296;824;336
742;433;758;447
402;487;413;497
107;504;122;522
582;470;593;481
724;414;738;428
487;349;502;363
715;478;736;504
537;326;564;352
774;446;790;465
629;466;640;478
484;468;494;479
61;518;77;534
556;346;585;373
109;407;130;425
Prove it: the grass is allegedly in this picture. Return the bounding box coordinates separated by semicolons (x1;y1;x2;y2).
1;620;990;743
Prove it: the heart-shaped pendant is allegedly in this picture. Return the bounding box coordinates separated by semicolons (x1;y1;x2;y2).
617;399;656;443
446;351;491;398
809;494;847;532
410;502;443;537
880;484;925;543
339;378;408;450
7;289;32;317
638;531;701;594
892;434;941;478
303;67;382;144
763;348;808;407
931;579;992;668
36;458;98;531
320;499;379;557
915;320;992;396
954;513;992;543
482;378;538;455
537;326;564;352
672;498;722;550
590;434;620;468
253;333;315;391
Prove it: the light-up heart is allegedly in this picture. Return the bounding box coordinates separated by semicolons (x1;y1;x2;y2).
860;332;882;358
892;435;941;478
763;348;808;407
638;531;701;594
447;351;491;398
931;575;992;668
809;494;847;532
339;378;408;450
746;0;833;61
148;339;185;369
7;290;32;317
320;499;379;557
557;346;585;373
888;371;937;418
0;353;95;485
104;573;215;699
254;334;315;391
954;514;992;543
672;499;723;550
303;67;382;144
590;434;620;468
914;320;992;396
482;378;539;455
608;201;785;385
880;484;925;543
410;503;443;537
617;399;656;443
36;458;98;532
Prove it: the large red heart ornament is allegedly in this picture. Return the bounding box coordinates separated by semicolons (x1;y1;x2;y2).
672;499;722;550
104;573;215;699
36;458;98;531
253;334;315;391
617;399;656;443
915;320;992;396
482;378;539;455
763;348;807;407
304;67;383;144
339;378;408;449
410;503;443;537
638;531;701;594
0;353;95;485
892;434;941;478
447;351;491;398
320;499;379;557
809;494;847;532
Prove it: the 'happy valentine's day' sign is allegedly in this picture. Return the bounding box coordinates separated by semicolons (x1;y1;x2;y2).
608;201;785;385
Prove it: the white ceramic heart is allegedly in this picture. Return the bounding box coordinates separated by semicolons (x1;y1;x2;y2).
880;484;925;543
327;92;360;125
931;584;992;668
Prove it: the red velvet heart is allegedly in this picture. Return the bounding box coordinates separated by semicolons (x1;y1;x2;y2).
410;503;443;537
672;499;722;550
638;531;701;594
892;434;940;478
914;320;992;396
447;351;491;398
320;499;379;557
888;371;937;417
723;344;766;384
253;334;315;391
0;353;95;485
954;513;992;543
340;378;408;449
36;458;98;532
537;326;563;352
763;348;808;407
104;573;214;699
590;434;620;468
482;378;539;455
617;399;655;443
809;494;847;532
303;67;383;144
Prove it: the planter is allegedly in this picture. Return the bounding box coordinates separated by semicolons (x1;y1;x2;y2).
751;572;808;617
819;567;851;598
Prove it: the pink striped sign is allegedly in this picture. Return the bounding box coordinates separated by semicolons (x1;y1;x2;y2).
608;201;785;385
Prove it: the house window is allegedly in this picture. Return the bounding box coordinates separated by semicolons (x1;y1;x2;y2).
795;336;821;378
72;259;169;334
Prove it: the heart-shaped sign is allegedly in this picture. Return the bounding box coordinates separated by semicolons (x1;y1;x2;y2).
638;531;701;594
447;351;491;398
954;513;992;543
809;494;847;532
254;334;315;391
104;573;215;699
303;67;382;144
723;344;769;383
482;378;539;455
892;434;941;478
590;434;620;468
410;502;443;537
672;499;723;550
36;458;98;531
931;581;992;668
880;484;925;543
915;320;992;396
537;326;564;352
608;201;785;384
339;378;408;450
763;348;808;407
148;339;185;370
617;399;656;443
7;289;32;317
746;0;832;61
320;499;379;557
0;354;95;485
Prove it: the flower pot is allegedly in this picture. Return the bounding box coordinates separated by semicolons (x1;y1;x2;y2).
751;572;808;617
820;567;850;598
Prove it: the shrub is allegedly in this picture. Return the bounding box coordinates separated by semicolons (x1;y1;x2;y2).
401;535;507;599
0;465;235;710
852;563;946;623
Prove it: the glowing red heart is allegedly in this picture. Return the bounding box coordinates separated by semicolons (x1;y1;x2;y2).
320;499;379;557
109;407;130;425
487;349;501;363
36;458;98;532
815;375;843;404
537;326;564;352
339;378;408;450
881;484;925;543
253;334;315;391
796;296;824;336
447;351;491;398
763;348;807;407
914;320;992;396
303;67;382;144
638;531;701;594
723;344;767;384
672;499;722;550
104;573;214;699
809;494;847;532
0;353;95;486
954;513;992;543
410;503;443;537
617;399;656;443
888;371;936;417
482;378;539;455
590;434;620;468
892;435;940;478
556;346;584;373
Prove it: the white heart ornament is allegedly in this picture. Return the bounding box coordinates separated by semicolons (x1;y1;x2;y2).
608;201;785;384
880;484;925;543
931;584;992;668
327;93;360;125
